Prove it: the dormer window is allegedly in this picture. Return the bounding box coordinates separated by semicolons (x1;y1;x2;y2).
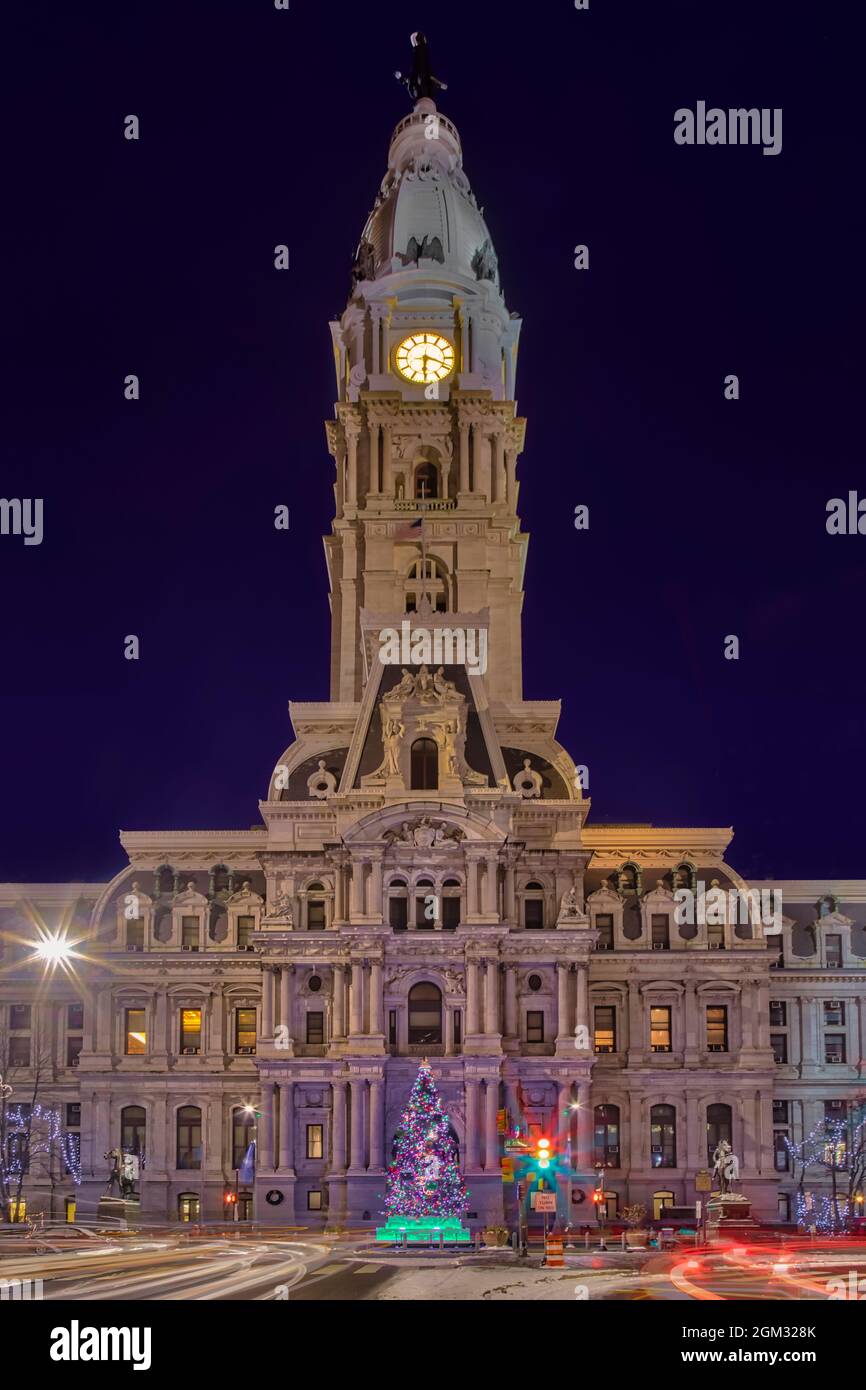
410;737;438;790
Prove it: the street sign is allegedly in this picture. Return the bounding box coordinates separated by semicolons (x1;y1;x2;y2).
696;1169;712;1192
501;1157;514;1184
534;1193;557;1213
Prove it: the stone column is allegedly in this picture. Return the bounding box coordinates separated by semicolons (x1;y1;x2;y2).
333;862;345;922
556;964;571;1040
382;423;393;496
800;996;819;1066
279;1082;295;1173
349;860;365;918
465;1080;480;1169
153;987;168;1056
332;965;346;1039
504;965;518;1039
491;430;504;503
349;1079;366;1171
504;865;516;922
330;1080;347;1171
686;1092;702;1171
260;1081;275;1171
683;978;699;1060
629;1092;644;1169
482;857;498;915
261;966;274;1042
484;960;499;1034
369;422;381;493
575;965;589;1046
369;857;383;919
369;1080;385;1170
96;988;113;1053
346;428;359;505
484;1078;500;1171
207;987;224;1058
575;1082;592;1174
466;858;479;916
349;962;364;1036
505;450;517;509
740;980;755;1050
627;982;643;1060
279;966;292;1033
557;1082;573;1164
369;959;384;1036
466;959;480;1034
445;1008;455;1055
458;422;470;493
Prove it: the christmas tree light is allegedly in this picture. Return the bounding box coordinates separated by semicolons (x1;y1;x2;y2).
383;1060;469;1220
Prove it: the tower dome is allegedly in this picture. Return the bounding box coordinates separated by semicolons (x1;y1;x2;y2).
353;98;501;297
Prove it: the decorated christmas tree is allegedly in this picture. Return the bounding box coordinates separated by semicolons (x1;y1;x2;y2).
377;1060;470;1242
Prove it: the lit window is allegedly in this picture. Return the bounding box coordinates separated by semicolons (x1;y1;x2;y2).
235;1008;257;1053
650;1006;671;1052
307;1189;323;1211
180;1008;202;1054
706;1006;728;1052
125;1008;147;1055
593;1005;616;1053
306;1124;324;1159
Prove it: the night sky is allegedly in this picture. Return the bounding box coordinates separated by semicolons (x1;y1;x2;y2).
2;2;862;884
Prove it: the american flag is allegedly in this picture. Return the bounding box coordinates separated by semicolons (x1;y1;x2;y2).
393;515;425;541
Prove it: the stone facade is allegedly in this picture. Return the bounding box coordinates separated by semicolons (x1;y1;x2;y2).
2;95;865;1231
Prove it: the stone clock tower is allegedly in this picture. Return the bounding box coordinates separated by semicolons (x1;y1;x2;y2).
324;94;528;705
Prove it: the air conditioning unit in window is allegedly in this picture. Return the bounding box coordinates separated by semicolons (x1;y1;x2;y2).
595;943;612;951
238;944;255;952
70;1056;80;1066
652;942;669;951
182;945;199;952
651;1044;671;1053
126;944;143;952
181;1047;199;1055
707;942;724;950
237;1046;254;1055
707;1044;727;1053
826;1055;844;1064
594;1045;614;1054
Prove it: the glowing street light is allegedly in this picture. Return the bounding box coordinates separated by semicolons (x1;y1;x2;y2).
34;933;76;964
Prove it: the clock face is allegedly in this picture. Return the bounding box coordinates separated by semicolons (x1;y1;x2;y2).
394;333;454;385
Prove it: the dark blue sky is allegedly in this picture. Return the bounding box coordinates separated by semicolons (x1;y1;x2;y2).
2;1;862;883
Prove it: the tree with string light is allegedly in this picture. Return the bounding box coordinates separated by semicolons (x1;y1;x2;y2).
380;1060;469;1236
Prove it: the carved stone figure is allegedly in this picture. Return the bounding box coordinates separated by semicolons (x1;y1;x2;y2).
394;31;448;103
105;1148;138;1199
351;238;376;286
558;886;582;921
269;883;294;924
471;238;498;283
382;716;405;775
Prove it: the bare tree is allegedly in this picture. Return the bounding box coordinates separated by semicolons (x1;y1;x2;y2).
0;1041;78;1224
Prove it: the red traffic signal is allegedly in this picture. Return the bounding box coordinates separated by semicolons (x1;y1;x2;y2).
534;1136;551;1169
224;1191;237;1205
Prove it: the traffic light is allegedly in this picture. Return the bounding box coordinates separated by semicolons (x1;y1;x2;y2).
592;1189;603;1205
534;1136;551;1169
224;1191;237;1207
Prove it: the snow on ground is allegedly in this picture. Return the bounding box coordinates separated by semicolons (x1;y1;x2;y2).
368;1263;648;1301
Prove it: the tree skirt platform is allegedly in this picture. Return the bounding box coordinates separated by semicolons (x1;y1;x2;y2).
375;1216;471;1245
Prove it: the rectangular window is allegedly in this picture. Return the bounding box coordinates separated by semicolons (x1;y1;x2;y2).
307;1189;323;1211
774;1131;790;1171
593;1005;616;1054
524;899;544;930
388;1009;397;1046
180;1008;202;1053
306;1124;324;1159
771;1032;788;1064
442;895;460;929
66;1036;82;1067
235;1008;257;1053
706;1005;728;1052
650;1005;672;1052
453;1009;462;1046
825;1035;846;1064
66;1103;81;1128
125;1008;147;1055
651;915;670;950
9;1036;30;1066
595;914;614;950
769;1000;787;1027
824;1000;845;1027
67;1003;84;1031
306;1012;324;1045
389;896;408;931
126;920;144;949
526;1010;544;1043
10;1005;31;1030
707;921;725;949
307;900;326;931
772;1100;789;1124
825;934;842;967
237;915;255;949
181;916;199;949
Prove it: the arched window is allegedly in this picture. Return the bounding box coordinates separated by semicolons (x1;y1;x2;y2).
404;556;449;613
652;1191;675;1221
441;878;462;930
523;882;545;930
388;878;408;931
706;1103;732;1166
121;1105;146;1157
178;1193;200;1223
410;738;438;790
593;1104;620;1168
154;864;174;896
232;1107;256;1171
650;1104;677;1168
408;982;442;1044
306;882;326;931
415;462;438;499
176;1105;202;1170
415;878;436;929
619;863;639;894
